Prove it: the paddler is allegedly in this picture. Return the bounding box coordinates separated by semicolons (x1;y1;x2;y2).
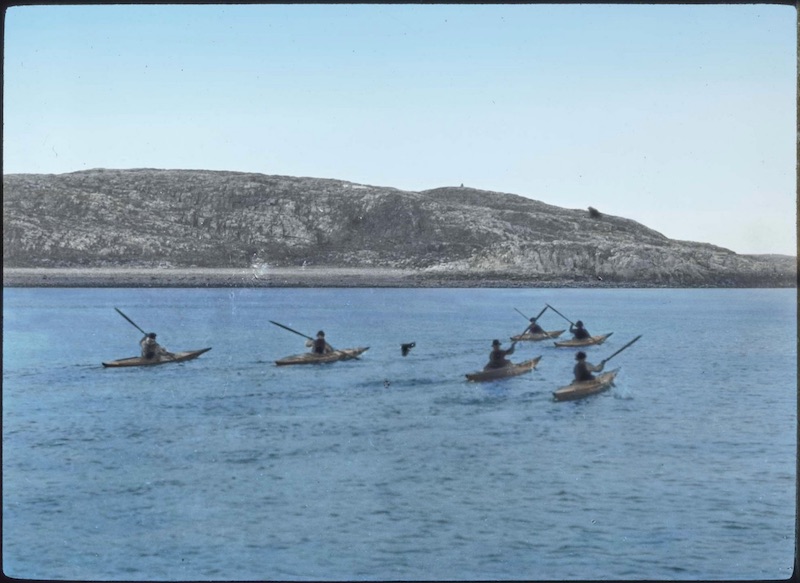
525;317;545;335
305;330;333;355
140;332;170;360
573;351;604;381
484;339;517;370
569;320;591;340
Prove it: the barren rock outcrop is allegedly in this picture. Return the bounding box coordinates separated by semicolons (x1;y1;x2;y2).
3;169;795;287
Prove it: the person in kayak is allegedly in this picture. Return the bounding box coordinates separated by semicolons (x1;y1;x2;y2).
525;317;545;335
140;332;170;360
485;339;517;369
306;330;333;355
573;351;604;381
570;320;591;340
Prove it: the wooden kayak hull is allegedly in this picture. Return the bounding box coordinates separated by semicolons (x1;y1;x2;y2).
553;369;619;401
102;347;212;368
275;347;369;366
554;333;613;348
511;329;565;342
465;356;542;382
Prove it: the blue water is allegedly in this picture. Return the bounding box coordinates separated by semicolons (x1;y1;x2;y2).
2;287;796;581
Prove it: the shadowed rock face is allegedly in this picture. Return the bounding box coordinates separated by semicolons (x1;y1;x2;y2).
3;168;795;286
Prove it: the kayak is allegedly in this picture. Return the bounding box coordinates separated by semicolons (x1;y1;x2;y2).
465;356;542;382
552;369;619;401
102;347;212;368
511;329;565;342
275;347;369;366
554;333;613;348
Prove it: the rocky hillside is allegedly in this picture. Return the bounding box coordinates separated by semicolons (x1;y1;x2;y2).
3;168;795;286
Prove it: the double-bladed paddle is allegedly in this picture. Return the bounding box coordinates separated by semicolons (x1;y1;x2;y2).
514;305;548;322
514;305;552;338
269;320;314;341
269;320;350;356
600;335;642;365
545;304;575;326
115;307;147;335
514;307;530;320
114;307;175;360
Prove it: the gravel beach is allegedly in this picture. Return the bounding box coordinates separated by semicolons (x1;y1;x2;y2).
7;267;775;288
3;267;564;287
2;267;608;288
3;267;417;288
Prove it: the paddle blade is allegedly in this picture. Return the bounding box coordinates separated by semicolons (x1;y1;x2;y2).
114;307;147;335
269;320;313;340
545;304;574;325
604;335;642;363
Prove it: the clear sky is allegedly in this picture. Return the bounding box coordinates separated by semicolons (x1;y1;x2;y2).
4;3;796;256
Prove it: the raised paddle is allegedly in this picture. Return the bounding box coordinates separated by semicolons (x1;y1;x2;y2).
545;304;575;326
269;320;350;356
600;335;642;365
530;305;549;333
515;305;549;322
115;307;175;360
513;309;535;337
115;307;147;335
269;320;314;341
514;306;552;338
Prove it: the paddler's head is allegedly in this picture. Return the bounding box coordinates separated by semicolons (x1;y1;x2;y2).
148;333;157;339
317;331;325;338
492;339;501;347
529;317;537;323
576;320;584;328
575;351;587;361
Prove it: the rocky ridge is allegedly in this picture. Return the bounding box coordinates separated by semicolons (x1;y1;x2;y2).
3;168;795;287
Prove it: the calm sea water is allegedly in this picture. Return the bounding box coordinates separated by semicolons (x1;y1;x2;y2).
2;287;796;581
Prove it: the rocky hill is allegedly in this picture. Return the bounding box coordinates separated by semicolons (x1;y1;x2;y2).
3;168;795;286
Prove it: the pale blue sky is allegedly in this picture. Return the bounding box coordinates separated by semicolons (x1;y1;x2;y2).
4;4;796;255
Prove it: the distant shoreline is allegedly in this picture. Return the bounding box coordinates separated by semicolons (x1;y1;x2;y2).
3;267;421;288
2;267;582;288
2;267;794;288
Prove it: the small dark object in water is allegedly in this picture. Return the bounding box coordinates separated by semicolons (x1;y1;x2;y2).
588;206;602;218
401;342;416;356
